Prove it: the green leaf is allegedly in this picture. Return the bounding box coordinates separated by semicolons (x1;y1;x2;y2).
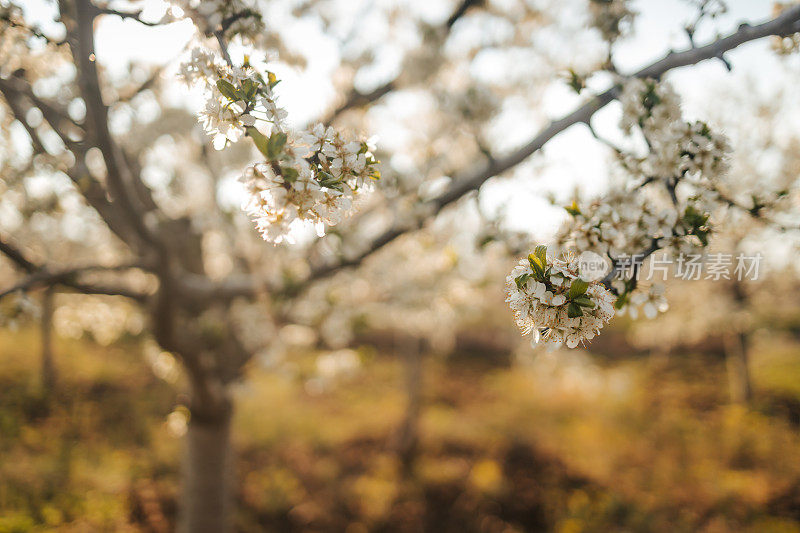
267;132;287;160
241;78;258;101
568;279;589;299
515;273;531;290
683;205;709;228
614;294;627;310
565;200;581;216
527;254;544;280
266;71;280;89
247;127;271;158
317;172;343;190
696;229;710;246
567;302;583;318
573;295;595;308
534;245;548;265
566;69;586;94
528;246;548;276
281;166;299;181
216;79;241;101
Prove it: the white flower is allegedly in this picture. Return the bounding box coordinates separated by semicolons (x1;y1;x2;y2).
261;97;288;124
199;97;254;150
179;48;221;86
301;123;332;154
626;284;668;319
529;281;546;298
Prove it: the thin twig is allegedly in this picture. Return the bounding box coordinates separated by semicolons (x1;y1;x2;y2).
95;7;161;27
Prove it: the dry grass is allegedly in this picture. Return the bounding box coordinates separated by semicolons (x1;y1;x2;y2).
1;327;800;531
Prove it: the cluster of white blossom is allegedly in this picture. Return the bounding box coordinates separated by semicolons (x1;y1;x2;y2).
771;3;800;55
305;349;362;395
567;78;730;255
619;77;682;134
177;12;379;243
613;282;668;319
588;0;636;42
506;246;616;350
556;190;674;257
179;53;258;150
239;125;378;243
556;186;717;259
178;47;220;87
510;77;734;349
620;79;729;182
774;32;800;55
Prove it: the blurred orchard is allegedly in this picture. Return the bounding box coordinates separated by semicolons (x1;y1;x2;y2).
1;0;800;531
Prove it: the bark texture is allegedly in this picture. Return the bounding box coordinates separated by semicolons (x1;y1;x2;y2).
725;331;752;404
178;405;234;533
41;287;56;393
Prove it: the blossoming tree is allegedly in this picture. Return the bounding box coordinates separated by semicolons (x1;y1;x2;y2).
1;0;800;530
626;83;800;403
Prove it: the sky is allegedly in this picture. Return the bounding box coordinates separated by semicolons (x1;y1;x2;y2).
16;0;800;243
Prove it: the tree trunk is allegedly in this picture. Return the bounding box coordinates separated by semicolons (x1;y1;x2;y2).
178;403;234;533
395;335;422;477
724;330;752;404
41;287;56;393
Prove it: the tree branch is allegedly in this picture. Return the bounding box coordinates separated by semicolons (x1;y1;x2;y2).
115;68;162;103
95;6;161;27
714;189;800;232
0;234;37;272
321;0;486;125
144;6;800;305
0;14;67;46
0;75;140;245
447;0;483;29
0;74;84;134
302;6;800;287
0;234;148;301
214;31;233;67
61;0;167;256
0;86;47;155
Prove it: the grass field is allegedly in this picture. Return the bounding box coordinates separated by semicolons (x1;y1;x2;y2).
1;327;800;532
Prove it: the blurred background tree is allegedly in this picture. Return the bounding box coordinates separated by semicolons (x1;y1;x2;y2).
1;0;799;531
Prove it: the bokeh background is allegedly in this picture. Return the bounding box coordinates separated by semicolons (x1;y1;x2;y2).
2;0;800;531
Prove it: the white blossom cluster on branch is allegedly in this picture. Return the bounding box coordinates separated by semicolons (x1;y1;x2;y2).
772;3;800;54
619;79;730;182
588;0;636;42
510;76;739;349
176;4;380;243
506;246;616;349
